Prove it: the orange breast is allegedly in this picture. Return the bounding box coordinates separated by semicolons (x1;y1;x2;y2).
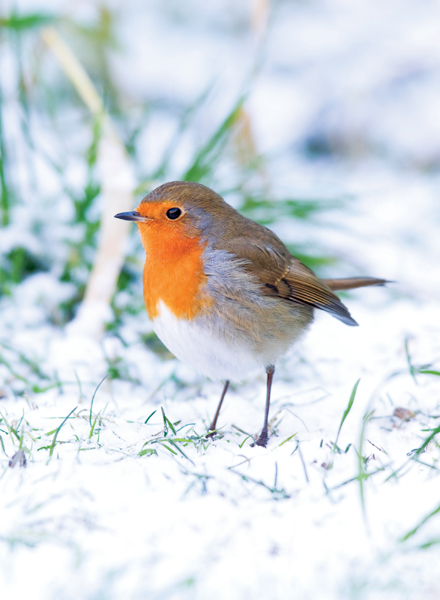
139;222;211;320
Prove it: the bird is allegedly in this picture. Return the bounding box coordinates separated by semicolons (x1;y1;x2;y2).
115;181;387;447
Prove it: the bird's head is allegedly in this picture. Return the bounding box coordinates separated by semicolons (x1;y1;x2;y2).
115;181;233;248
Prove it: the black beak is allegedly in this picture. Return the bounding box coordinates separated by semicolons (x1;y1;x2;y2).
114;211;147;222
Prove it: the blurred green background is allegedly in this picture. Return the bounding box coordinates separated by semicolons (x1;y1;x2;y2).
1;0;439;339
0;2;351;329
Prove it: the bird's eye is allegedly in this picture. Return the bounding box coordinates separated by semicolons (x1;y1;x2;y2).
166;207;182;220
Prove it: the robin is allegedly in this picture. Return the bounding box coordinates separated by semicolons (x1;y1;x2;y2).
115;181;387;447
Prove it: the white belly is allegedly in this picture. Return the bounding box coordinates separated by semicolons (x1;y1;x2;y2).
152;301;264;381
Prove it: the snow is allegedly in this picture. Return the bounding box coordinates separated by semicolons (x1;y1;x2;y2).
1;304;439;599
1;0;440;599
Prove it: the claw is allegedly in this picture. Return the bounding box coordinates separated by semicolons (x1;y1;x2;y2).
254;429;269;447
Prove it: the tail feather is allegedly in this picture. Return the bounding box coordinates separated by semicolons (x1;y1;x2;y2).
322;277;389;291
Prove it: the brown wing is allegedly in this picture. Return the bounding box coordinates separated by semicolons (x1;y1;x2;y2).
280;257;358;325
227;237;358;326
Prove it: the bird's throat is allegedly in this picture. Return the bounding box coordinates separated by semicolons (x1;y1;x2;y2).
139;224;211;320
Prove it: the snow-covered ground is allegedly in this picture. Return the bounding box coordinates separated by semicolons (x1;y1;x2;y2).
1;1;440;599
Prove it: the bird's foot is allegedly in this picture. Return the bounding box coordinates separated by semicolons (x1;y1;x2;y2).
254;429;269;448
206;426;223;439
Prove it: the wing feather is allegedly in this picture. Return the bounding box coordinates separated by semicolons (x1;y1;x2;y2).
226;239;358;326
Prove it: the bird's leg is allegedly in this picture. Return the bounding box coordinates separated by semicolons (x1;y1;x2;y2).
207;380;230;437
255;365;275;447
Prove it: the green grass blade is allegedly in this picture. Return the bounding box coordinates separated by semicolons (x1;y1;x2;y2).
183;96;245;183
413;424;440;457
48;406;77;457
161;407;177;436
404;338;418;384
153;84;214;179
357;407;374;527
400;503;440;542
144;410;157;425
333;379;360;454
419;369;440;377
89;375;108;426
0;12;55;30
